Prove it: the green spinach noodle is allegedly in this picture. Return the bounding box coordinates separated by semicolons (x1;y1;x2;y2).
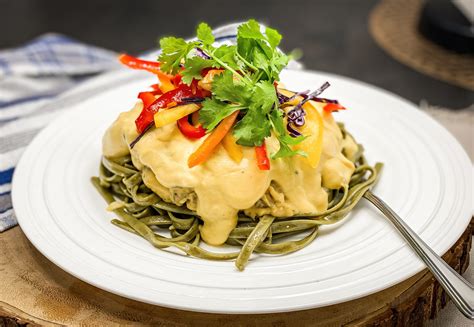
92;124;382;271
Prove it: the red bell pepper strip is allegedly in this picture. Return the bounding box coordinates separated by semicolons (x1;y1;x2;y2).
172;74;182;86
148;85;163;96
135;84;201;133
119;54;162;74
119;53;174;92
137;92;156;109
177;115;206;139
323;103;346;113
150;89;163;96
255;142;270;170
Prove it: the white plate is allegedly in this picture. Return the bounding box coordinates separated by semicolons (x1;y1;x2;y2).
12;69;472;314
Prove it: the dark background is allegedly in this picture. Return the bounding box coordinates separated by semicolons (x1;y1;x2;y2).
0;0;472;108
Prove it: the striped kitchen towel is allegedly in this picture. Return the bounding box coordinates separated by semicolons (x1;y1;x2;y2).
0;22;301;232
0;33;119;231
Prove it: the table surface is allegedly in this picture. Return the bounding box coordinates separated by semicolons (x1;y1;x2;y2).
1;0;473;108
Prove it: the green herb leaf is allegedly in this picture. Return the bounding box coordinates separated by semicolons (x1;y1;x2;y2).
199;98;243;131
155;19;303;161
197;22;215;45
231;81;275;146
158;37;197;74
233;109;271;146
213;45;244;71
268;109;307;159
211;70;251;104
270;53;290;80
265;27;282;48
251;80;278;114
181;56;215;85
237;19;264;40
271;140;307;159
236;20;288;82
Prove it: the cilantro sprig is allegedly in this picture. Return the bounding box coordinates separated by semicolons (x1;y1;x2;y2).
158;19;305;158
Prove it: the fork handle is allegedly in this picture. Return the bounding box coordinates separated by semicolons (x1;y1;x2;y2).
363;190;474;320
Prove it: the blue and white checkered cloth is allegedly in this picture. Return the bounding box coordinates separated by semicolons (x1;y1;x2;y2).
1;23;302;232
0;33;120;231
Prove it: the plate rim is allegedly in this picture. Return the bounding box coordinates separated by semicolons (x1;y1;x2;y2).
11;68;473;314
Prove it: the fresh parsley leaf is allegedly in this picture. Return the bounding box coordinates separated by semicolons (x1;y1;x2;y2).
237;20;268;67
251;47;271;78
265;27;282;48
251;80;278;114
156;19;304;160
233;109;271;146
237;20;278;61
181;56;215;84
199;98;243;131
211;70;251;104
235;19;290;83
197;22;215;45
213;45;244;71
268;52;289;80
272;52;289;70
271;139;307;159
268;109;307;159
235;38;253;62
158;37;197;74
237;20;281;50
200;78;275;137
231;81;275;146
237;19;264;40
256;39;274;58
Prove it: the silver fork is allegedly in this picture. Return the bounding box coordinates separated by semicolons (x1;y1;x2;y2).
363;190;474;319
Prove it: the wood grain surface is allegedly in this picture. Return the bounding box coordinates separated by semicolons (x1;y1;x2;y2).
0;219;471;326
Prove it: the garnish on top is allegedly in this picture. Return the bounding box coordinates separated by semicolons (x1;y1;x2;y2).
118;20;346;171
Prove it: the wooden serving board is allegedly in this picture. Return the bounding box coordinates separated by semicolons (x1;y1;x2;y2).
0;220;471;326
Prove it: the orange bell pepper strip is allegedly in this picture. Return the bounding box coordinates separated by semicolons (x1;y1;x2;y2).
255;142;270;170
188;111;240;168
222;132;243;163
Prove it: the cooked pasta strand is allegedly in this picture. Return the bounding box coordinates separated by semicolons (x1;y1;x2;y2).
92;125;382;270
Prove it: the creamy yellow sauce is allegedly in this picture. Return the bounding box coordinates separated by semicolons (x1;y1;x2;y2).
102;100;356;245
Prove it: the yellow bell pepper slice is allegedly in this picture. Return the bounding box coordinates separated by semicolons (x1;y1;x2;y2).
277;88;300;106
277;88;324;168
154;104;200;128
222;132;243;163
294;101;324;168
158;73;175;93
